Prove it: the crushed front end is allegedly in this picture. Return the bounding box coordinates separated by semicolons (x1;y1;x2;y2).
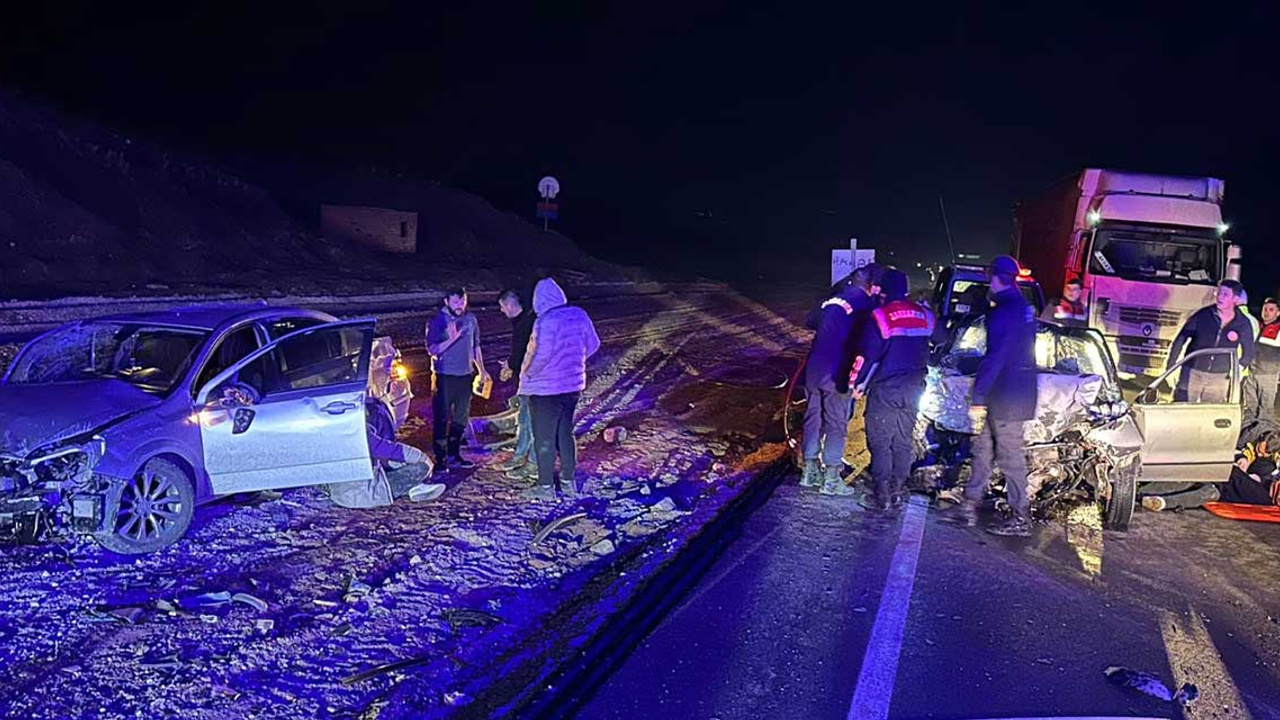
0;437;113;544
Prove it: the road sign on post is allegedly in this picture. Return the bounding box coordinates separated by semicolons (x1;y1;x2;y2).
537;176;560;229
831;238;876;285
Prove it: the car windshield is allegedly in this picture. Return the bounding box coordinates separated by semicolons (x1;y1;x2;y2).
1089;227;1219;285
947;317;1116;379
7;322;209;395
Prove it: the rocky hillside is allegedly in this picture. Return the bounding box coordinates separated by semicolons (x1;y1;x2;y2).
0;88;624;299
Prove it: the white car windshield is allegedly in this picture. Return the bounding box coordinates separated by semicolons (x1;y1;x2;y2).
947;318;1116;379
8;322;209;395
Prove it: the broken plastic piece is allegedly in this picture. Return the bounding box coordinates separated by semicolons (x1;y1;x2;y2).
442;608;501;631
341;656;432;685
177;591;232;609
532;512;587;545
231;592;268;612
1104;665;1198;706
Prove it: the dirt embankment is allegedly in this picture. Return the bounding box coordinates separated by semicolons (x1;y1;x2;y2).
0;87;639;300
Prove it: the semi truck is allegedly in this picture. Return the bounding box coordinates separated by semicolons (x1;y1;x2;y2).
1014;168;1241;377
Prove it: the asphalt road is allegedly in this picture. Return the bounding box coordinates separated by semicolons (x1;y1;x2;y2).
576;481;1280;720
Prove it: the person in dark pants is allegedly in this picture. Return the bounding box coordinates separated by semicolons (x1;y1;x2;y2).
1244;298;1280;425
853;269;935;513
497;288;537;477
519;278;601;501
801;263;881;495
953;255;1039;537
426;287;488;471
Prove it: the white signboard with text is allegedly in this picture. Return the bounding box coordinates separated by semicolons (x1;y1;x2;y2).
830;238;875;285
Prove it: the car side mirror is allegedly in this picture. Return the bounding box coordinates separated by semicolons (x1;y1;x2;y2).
1137;387;1160;405
218;382;261;408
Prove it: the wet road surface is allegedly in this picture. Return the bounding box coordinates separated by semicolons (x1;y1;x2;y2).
577;481;1280;719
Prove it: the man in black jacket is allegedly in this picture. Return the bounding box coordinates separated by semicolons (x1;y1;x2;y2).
1166;280;1254;404
957;256;1039;537
497;288;537;477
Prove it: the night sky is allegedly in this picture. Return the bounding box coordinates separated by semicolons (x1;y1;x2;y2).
1;1;1277;292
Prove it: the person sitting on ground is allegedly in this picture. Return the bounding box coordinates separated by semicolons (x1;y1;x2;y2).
1141;442;1280;512
327;403;445;508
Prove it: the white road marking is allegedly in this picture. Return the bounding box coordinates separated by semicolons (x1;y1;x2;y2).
1159;607;1251;719
846;495;928;720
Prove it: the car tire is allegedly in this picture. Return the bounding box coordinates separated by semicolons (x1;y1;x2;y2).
97;458;196;554
1103;463;1136;531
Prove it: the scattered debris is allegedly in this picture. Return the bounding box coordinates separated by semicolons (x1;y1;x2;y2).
589;539;616;556
444;691;472;706
532;512;588;545
231;592;269;612
139;651;181;670
332;622;353;637
341;656;433;686
603;426;628;445
93;605;146;624
1104;666;1199;705
199;614;219;624
178;591;232;610
255;619;275;634
442;608;502;632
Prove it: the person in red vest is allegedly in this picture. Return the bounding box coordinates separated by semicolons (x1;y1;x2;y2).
852;268;936;512
1042;277;1087;327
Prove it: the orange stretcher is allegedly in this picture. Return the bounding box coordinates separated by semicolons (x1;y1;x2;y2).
1204;502;1280;523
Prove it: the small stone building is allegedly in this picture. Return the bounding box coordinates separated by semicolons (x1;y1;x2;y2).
320;204;418;254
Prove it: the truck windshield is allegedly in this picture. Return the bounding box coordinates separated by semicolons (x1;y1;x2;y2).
1089;227;1219;285
7;322;209;395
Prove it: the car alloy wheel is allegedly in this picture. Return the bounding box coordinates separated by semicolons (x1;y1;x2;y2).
98;458;195;554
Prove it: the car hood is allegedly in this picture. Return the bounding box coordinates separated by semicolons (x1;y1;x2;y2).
0;380;161;458
921;368;1107;441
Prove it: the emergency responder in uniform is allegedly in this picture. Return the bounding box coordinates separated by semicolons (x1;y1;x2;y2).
852;269;935;512
950;255;1039;537
1245;297;1280;424
1041;277;1087;327
800;264;880;495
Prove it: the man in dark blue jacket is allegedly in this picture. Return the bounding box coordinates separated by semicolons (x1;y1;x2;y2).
958;256;1039;537
801;264;880;495
853;269;935;512
1167;280;1254;404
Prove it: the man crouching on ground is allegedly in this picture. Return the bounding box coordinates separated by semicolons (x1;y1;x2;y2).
519;278;601;501
327;402;446;508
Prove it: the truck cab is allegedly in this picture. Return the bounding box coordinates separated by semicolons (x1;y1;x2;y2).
1015;169;1239;378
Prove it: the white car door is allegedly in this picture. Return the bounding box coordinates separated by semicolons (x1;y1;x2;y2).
195;319;376;495
1133;348;1241;483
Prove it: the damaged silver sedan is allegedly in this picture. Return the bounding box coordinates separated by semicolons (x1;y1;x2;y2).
0;306;411;553
918;317;1243;529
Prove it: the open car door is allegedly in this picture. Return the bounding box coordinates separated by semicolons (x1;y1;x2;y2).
195;319;376;495
1134;348;1240;484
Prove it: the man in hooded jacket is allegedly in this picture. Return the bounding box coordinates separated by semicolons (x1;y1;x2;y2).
520;278;602;501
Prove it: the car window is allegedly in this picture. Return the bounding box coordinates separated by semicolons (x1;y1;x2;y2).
218;325;368;399
9;322;208;395
265;317;327;340
194;326;261;395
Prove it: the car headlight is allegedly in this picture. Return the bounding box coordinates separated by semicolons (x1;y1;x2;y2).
27;436;106;487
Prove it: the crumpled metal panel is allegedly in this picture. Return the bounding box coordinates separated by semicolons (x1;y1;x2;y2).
921;368;1105;441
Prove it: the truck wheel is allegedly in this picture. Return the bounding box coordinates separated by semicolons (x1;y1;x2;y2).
1103;464;1136;531
98;458;195;554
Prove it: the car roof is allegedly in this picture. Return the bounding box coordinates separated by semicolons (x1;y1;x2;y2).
91;305;338;332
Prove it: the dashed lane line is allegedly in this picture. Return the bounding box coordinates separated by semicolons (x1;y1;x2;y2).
846;495;929;720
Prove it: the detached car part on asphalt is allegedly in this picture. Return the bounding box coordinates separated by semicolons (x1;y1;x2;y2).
0;306;411;553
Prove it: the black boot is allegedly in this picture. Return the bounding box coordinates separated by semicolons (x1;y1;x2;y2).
987;516;1032;537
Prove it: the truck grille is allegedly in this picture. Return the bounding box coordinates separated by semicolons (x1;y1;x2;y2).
1117;305;1183;328
1117;336;1173;371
